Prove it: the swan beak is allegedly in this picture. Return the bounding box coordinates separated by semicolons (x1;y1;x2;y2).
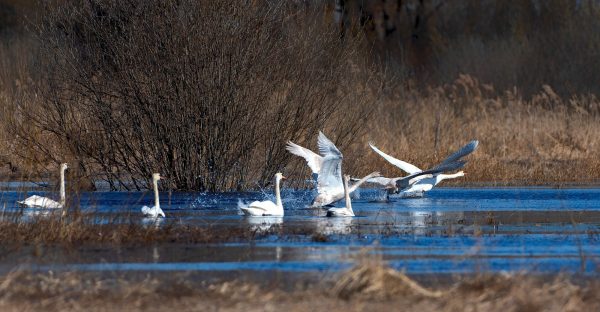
281;176;288;180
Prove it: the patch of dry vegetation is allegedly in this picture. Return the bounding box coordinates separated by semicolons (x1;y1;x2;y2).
1;1;600;189
0;262;597;311
0;215;270;246
342;75;600;186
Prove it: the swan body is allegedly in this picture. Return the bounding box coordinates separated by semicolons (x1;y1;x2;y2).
327;174;354;217
367;141;478;195
287;132;380;207
141;173;165;218
240;173;286;216
391;172;465;198
18;163;68;211
18;195;63;209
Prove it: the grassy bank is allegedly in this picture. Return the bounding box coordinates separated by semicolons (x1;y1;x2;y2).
0;262;597;311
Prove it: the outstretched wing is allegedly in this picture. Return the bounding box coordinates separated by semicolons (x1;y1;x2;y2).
286;141;323;174
316;132;344;191
318;154;343;191
317;131;343;158
361;176;394;186
435;140;479;169
369;143;422;174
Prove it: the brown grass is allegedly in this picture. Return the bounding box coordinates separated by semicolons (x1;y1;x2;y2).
0;262;597;311
0;215;273;246
2;2;600;189
340;75;600;186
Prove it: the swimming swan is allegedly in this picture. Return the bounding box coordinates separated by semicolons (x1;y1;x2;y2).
239;172;286;216
326;174;355;217
141;173;166;218
18;163;68;213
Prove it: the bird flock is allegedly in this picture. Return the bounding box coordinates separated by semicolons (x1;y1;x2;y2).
17;132;478;219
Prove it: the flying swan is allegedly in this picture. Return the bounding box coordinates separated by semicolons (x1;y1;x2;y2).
239;172;286;216
367;140;479;197
18;163;68;213
141;173;166;218
287;131;380;207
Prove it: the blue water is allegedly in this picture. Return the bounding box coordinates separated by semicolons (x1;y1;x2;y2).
2;187;600;275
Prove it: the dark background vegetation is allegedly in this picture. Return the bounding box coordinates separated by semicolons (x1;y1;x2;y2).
1;0;600;191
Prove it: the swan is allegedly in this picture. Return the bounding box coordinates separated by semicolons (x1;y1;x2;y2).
287;131;380;207
239;172;286;216
18;163;68;212
326;174;356;217
141;173;166;218
367;140;479;196
394;171;465;198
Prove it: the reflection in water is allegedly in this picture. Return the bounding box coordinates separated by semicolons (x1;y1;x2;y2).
153;246;160;263
21;208;60;219
315;217;353;235
142;217;164;228
390;190;424;199
245;216;283;231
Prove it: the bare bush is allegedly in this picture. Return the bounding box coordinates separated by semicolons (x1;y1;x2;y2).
20;0;376;191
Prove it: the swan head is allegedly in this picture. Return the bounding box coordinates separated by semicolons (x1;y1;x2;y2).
343;174;351;183
60;163;68;171
275;172;287;182
152;173;163;182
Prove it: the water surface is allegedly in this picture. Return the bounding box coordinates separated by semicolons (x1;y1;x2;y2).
1;187;599;276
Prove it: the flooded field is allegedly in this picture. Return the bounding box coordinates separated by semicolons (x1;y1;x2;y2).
0;186;599;280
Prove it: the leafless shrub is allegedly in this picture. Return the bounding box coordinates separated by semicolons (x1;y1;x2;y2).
19;0;376;191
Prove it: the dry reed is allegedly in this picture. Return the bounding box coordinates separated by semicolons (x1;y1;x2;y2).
0;262;597;311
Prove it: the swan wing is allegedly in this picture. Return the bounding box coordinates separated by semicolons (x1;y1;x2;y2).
248;200;277;211
316;132;344;191
435;140;479;169
369;143;422;174
317;131;342;158
318;154;343;192
362;176;395;186
286;141;323;174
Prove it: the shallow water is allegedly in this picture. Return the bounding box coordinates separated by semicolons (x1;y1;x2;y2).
1;187;600;276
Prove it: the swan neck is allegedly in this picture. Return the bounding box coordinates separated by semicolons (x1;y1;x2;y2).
343;177;353;214
275;177;282;208
153;178;160;210
441;172;462;180
59;166;66;206
349;173;375;192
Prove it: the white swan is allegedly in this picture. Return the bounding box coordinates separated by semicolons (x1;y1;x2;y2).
18;163;68;212
367;140;479;196
327;174;354;217
394;171;465;198
141;173;165;218
287;131;380;207
239;172;286;216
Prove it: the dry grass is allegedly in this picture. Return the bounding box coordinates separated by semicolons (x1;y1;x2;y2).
338;75;600;186
0;262;597;311
0;215;273;246
2;2;600;188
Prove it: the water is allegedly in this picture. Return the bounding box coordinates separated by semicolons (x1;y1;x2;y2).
1;187;600;276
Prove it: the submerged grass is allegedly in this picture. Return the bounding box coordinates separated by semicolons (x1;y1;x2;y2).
0;262;597;311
